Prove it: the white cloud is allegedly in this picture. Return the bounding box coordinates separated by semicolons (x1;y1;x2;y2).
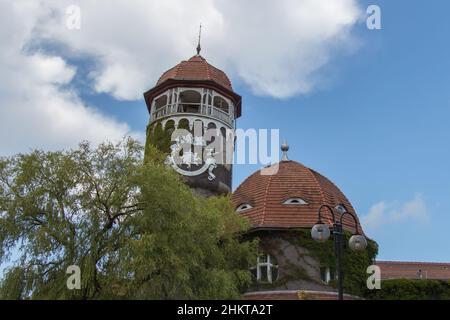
0;0;363;154
361;195;430;230
33;0;362;100
0;2;141;155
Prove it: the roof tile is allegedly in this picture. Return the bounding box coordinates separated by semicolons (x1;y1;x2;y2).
157;55;233;90
232;161;364;234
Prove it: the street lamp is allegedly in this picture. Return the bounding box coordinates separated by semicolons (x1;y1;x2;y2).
311;204;367;300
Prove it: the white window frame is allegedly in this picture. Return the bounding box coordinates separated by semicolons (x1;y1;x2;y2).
335;204;347;214
283;198;308;205
256;254;278;283
320;267;336;284
236;203;253;212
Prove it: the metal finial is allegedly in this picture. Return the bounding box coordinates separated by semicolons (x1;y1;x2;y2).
196;23;202;55
281;140;289;161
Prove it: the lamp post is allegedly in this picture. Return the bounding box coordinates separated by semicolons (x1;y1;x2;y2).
311;204;367;300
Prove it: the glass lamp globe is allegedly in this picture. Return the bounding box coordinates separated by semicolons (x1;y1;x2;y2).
311;223;330;243
349;234;367;252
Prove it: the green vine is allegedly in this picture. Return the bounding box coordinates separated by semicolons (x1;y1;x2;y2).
144;120;191;162
291;230;378;297
249;230;378;297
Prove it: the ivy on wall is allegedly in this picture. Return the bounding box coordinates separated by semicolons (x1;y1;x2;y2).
249;230;378;297
292;230;378;297
144;120;192;162
145;121;171;157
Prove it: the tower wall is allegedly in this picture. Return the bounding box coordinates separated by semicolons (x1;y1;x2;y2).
145;85;237;196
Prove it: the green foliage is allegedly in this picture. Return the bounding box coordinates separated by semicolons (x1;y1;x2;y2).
0;267;28;300
0;138;256;300
144;120;178;161
365;279;450;300
123;152;257;299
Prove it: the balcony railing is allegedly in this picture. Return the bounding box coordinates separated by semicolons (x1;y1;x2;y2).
151;103;234;127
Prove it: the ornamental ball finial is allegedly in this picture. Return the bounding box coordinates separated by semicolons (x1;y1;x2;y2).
281;140;289;161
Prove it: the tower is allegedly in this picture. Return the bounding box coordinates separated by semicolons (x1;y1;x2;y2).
143;49;241;196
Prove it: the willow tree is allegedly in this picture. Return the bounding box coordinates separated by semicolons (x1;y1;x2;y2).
0;139;256;299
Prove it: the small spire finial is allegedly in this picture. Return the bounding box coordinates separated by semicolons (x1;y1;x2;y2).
281;140;289;161
196;23;202;55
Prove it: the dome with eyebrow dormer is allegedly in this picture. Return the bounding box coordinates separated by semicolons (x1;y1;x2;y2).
232;160;364;234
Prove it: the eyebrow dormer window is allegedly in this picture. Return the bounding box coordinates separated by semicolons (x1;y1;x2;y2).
335;204;347;214
236;203;253;212
283;198;308;205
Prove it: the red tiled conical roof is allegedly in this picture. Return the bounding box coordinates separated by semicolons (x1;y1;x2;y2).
232;161;364;234
156;55;233;91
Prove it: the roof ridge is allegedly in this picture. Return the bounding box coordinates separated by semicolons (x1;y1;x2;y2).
310;168;363;233
304;165;330;223
260;174;274;226
176;61;184;74
205;60;212;80
212;63;232;88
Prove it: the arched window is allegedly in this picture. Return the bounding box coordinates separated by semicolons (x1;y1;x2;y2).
335;204;347;214
203;90;213;106
251;254;279;283
178;118;190;130
179;90;201;113
164;120;175;133
236;203;253;212
154;95;168;110
213;96;229;114
283;198;308;205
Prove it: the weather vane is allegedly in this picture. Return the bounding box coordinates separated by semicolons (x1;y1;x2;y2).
196;23;202;55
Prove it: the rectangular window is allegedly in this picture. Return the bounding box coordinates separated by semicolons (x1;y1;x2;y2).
260;266;269;282
320;267;327;283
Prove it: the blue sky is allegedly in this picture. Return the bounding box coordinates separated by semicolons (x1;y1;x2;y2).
1;0;450;263
231;0;450;262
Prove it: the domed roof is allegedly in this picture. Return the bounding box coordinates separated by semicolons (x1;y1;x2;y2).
232;160;364;234
156;55;233;91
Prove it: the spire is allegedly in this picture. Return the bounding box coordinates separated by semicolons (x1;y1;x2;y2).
281;140;289;161
196;23;202;55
